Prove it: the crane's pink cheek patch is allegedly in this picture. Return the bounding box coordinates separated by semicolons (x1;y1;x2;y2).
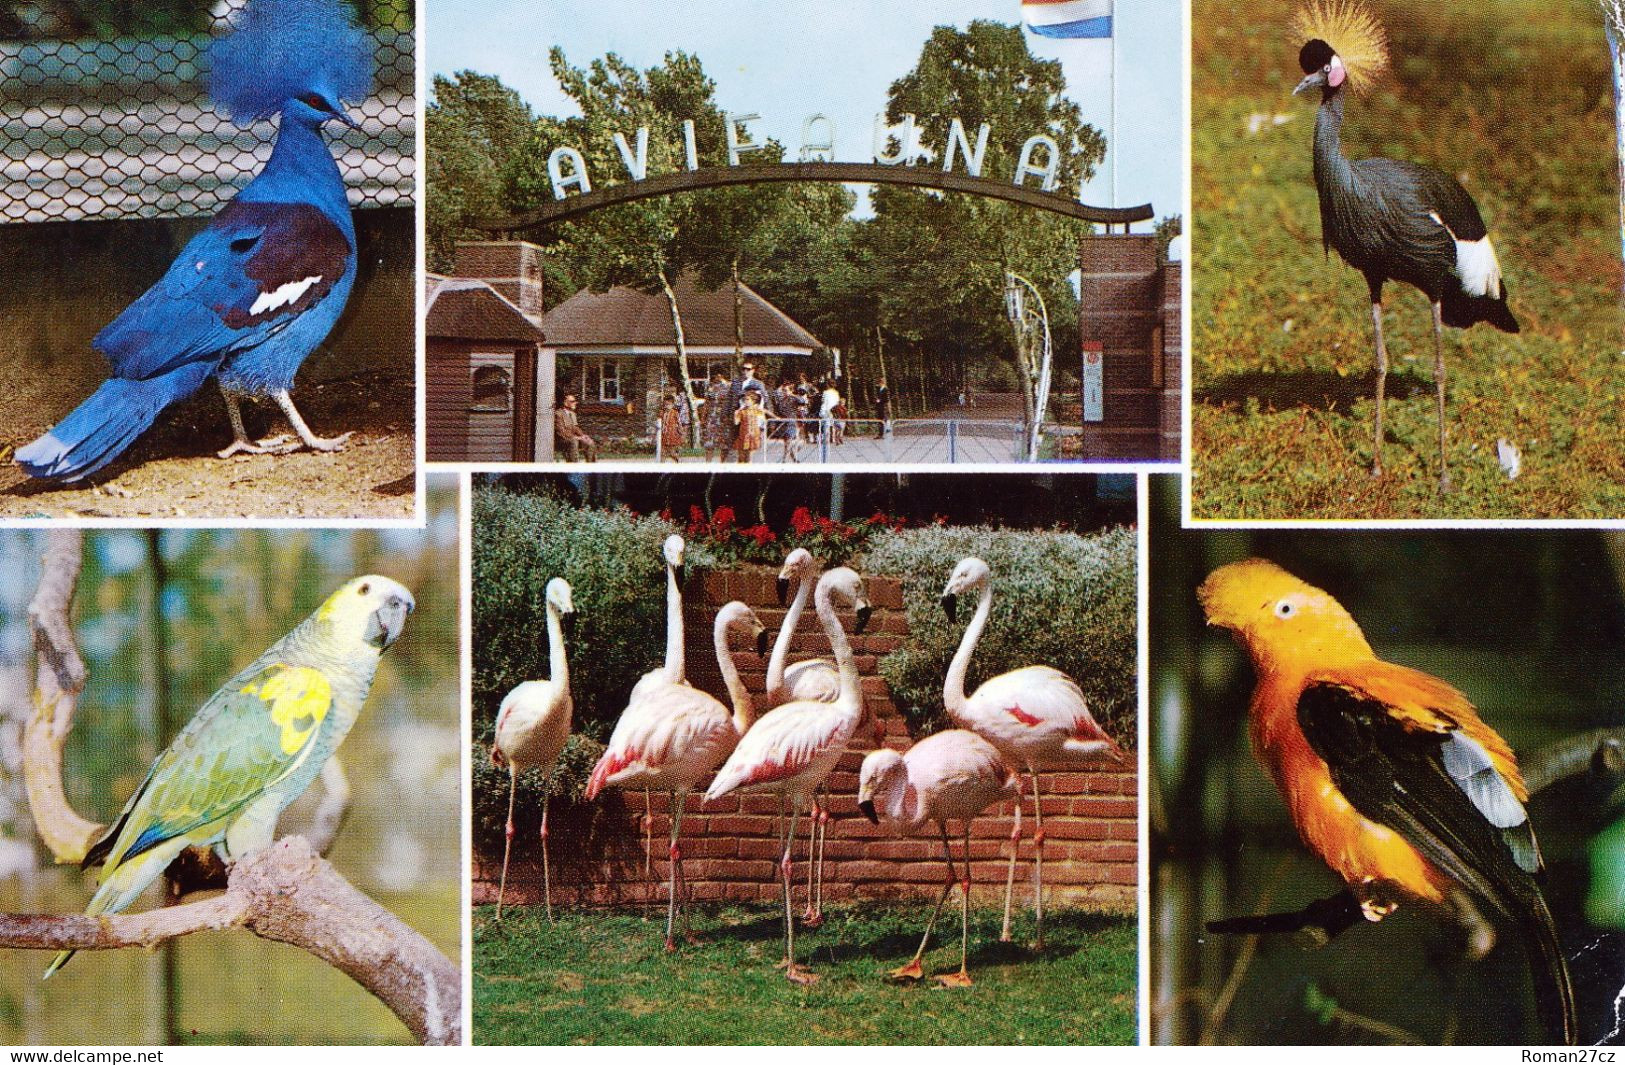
1328;57;1346;88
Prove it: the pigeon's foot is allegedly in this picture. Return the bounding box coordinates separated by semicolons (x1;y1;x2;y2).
298;430;354;453
217;434;299;459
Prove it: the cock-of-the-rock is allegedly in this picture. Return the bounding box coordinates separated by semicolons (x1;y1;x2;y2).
1198;558;1575;1044
43;575;414;978
16;0;374;481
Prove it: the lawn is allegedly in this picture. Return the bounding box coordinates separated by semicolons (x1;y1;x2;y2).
473;904;1137;1045
1191;0;1625;519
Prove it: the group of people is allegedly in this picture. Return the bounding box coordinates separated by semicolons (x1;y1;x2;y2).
558;367;890;464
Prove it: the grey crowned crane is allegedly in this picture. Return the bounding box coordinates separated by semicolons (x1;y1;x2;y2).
1293;1;1518;491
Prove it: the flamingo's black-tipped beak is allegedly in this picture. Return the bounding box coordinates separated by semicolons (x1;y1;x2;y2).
674;564;686;588
561;612;578;639
940;593;958;623
854;604;872;636
755;628;771;656
776;576;790;606
858;798;879;825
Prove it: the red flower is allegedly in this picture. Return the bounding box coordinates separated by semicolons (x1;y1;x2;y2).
744;524;776;546
790;506;815;536
660;507;673;523
815;516;836;532
689;505;706;527
712;506;736;530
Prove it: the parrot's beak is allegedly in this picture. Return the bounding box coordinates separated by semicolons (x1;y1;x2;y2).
755;628;771;656
776;576;790;606
858;798;879;825
940;592;958;623
854;604;872;636
367;592;414;650
1293;71;1327;97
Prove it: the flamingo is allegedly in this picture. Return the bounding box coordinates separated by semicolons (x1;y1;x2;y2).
858;729;1018;987
768;547;840;926
706;567;872;985
586;599;768;951
630;533;687;880
940;556;1124;949
491;576;575;921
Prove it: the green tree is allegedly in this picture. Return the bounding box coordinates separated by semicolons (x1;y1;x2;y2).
425;71;535;271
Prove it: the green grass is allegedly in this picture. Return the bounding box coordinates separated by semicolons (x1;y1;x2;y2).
1192;0;1625;518
473;904;1136;1045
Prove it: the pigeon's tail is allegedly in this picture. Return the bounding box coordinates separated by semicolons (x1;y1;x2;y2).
16;363;214;481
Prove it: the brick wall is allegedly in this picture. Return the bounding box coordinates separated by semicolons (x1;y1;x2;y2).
1077;232;1183;461
473;566;1139;912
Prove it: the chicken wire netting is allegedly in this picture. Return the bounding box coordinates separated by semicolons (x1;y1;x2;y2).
0;0;414;223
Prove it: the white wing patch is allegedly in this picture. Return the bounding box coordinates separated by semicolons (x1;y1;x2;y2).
248;275;323;317
1429;212;1502;298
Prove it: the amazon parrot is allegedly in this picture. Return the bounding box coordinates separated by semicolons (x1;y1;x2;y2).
44;574;414;978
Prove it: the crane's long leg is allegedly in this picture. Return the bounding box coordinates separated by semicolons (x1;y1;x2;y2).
892;823;957;981
1000;794;1023;942
1032;769;1047;951
1431;300;1451;493
540;780;554;924
272;389;354;453
937;824;975;988
782;804;819;984
1370;300;1388;478
496;766;518;921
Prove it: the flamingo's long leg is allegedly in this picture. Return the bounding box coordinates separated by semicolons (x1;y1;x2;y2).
1031;769;1046;950
496;767;518;921
664;790;683;952
891;822;956;981
999;790;1023;942
540;787;554;923
670;791;689;942
782;804;818;984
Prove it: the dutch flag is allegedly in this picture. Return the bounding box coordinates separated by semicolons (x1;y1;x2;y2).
1021;0;1112;39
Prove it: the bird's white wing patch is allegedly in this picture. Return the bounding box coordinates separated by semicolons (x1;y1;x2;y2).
249;275;323;317
1430;213;1502;298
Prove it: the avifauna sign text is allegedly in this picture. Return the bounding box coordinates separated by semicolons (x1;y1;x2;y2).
545;112;1083;200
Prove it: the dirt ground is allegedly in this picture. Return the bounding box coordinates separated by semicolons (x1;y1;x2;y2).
0;372;416;520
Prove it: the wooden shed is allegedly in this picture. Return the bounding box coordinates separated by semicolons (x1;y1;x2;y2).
426;274;549;462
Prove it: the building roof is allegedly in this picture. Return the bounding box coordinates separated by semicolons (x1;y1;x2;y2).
425;275;546;343
540;274;820;353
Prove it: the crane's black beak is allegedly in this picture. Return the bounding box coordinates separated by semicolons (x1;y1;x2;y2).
755;628;771;656
854;604;872;636
858;798;879;824
1293;71;1326;96
776;576;790;606
940;593;958;623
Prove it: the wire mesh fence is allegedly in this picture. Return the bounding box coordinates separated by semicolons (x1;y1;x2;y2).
0;0;413;223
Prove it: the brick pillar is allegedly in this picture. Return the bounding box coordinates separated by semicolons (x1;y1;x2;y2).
1158;259;1183;461
454;240;544;320
1078;233;1159;460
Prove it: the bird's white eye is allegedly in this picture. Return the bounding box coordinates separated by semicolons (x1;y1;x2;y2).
1275;600;1296;619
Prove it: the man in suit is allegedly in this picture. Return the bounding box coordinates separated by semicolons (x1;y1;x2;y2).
555;393;598;461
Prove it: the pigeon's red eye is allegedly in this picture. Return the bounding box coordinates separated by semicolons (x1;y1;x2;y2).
300;93;328;111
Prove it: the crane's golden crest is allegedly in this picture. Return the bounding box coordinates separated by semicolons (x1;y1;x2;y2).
1293;0;1389;94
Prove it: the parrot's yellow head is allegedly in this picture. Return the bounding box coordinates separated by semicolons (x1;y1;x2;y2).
317;575;415;651
1198;558;1373;673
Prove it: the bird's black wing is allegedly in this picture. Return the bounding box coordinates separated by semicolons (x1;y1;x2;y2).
1357;158;1488;240
1299;680;1575;1043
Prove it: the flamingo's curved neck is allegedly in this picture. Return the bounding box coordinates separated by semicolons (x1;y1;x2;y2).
661;560;684;683
767;569;813;699
814;579;862;718
714;613;755;733
944;580;993;723
546;600;569;691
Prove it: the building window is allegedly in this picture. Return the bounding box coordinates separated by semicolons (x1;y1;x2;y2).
588;359;622;403
471;365;511;412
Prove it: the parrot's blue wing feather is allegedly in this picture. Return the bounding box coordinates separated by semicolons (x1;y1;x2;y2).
96;200;353;380
94;662;335;868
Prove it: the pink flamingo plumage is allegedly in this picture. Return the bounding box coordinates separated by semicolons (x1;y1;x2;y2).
858;729;1019;986
706;566;871;985
940;556;1124;948
586;599;768;951
491;577;574;921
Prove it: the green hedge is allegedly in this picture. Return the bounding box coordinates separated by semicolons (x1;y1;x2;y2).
859;524;1137;746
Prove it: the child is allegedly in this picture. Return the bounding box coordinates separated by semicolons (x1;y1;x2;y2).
733;390;767;464
658;394;683;462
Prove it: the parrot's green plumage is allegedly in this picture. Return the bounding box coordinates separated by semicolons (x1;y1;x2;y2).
45;574;414;978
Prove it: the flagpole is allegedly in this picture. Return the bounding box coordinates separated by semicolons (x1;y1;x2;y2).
1110;9;1118;229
